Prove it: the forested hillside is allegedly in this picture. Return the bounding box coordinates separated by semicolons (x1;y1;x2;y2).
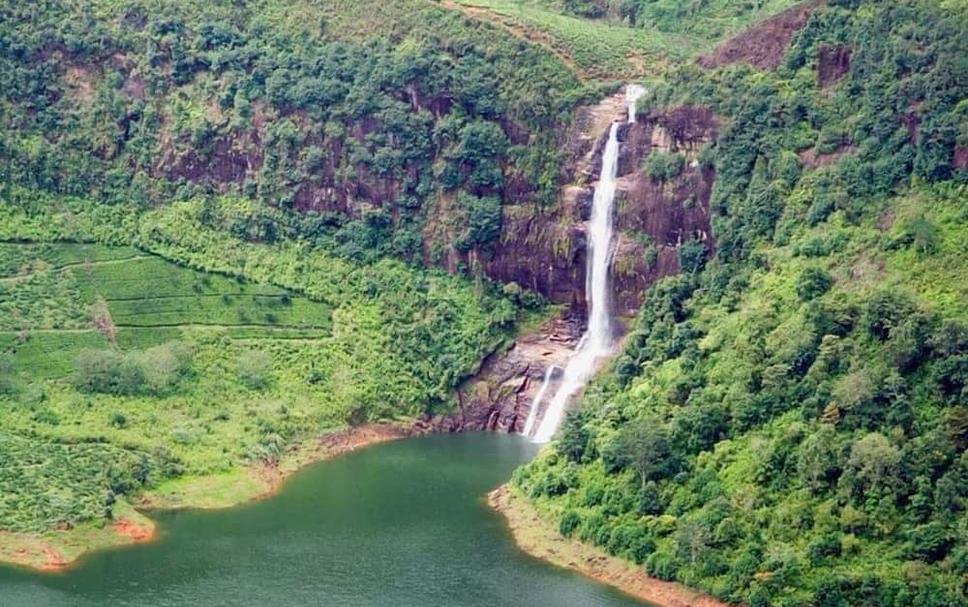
516;1;968;606
0;0;592;263
0;0;583;556
515;1;968;607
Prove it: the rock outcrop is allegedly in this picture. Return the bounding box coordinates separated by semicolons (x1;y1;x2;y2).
424;314;581;433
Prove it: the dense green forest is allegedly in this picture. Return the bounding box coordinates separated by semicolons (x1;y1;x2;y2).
517;1;968;606
0;0;592;265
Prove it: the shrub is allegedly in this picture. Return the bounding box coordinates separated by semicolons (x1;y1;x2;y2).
644;152;685;182
109;411;127;429
559;510;581;537
237;350;273;390
796;267;833;301
72;349;124;394
72;342;192;396
0;353;16;395
646;548;678;581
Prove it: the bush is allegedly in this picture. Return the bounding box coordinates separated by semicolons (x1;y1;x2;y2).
559;510;581;537
109;411;127;429
0;353;16;395
796;267;833;301
72;349;125;394
71;342;193;396
237;350;273;390
646;549;678;581
644;152;685;182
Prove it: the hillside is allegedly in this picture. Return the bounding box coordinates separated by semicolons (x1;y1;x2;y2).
0;0;966;603
515;1;968;606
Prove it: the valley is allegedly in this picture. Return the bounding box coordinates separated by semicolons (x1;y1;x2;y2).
1;0;966;605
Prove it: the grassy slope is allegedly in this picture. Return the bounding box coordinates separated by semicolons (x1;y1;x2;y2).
446;0;801;79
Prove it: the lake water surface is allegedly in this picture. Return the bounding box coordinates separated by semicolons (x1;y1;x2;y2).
1;433;651;606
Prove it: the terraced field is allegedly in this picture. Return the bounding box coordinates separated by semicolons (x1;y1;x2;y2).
0;241;342;534
0;243;332;381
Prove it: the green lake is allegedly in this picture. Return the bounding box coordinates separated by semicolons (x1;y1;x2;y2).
0;434;651;606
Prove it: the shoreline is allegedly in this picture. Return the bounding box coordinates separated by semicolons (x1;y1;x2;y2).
0;422;411;573
489;485;730;607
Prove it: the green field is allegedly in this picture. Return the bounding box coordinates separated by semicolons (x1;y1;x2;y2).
0;242;332;382
448;0;801;79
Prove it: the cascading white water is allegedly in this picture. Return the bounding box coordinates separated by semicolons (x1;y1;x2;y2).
626;84;646;123
521;365;559;437
531;118;624;443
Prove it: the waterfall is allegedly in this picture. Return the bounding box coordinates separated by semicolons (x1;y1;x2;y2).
521;365;559;437
531;117;624;443
626;84;646;123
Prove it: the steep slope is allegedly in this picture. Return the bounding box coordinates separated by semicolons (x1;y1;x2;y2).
514;1;968;606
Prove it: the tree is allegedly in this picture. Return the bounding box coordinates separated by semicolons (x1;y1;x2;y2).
797;425;842;493
454;192;502;251
608;418;677;487
839;432;901;501
643;152;685;182
796;267;833;301
677;238;707;274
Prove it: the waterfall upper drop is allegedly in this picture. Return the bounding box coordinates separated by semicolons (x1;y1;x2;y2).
626;84;646;123
529;92;632;443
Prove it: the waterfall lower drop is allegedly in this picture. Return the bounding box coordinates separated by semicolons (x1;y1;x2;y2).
530;117;624;444
521;365;559;437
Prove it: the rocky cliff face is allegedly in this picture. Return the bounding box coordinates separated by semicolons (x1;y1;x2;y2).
470;96;717;315
612;105;717;315
420;314;582;433
433;94;720;432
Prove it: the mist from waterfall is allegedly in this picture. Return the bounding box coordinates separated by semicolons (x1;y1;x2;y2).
530;116;624;443
626;84;646;123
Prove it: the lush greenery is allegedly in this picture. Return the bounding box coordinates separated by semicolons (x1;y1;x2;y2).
0;192;519;533
0;0;591;265
0;0;580;535
517;1;968;606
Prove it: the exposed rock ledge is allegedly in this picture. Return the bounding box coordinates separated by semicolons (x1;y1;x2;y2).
490;485;730;607
421;313;583;433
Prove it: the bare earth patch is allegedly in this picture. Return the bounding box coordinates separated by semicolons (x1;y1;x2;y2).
490;485;729;607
